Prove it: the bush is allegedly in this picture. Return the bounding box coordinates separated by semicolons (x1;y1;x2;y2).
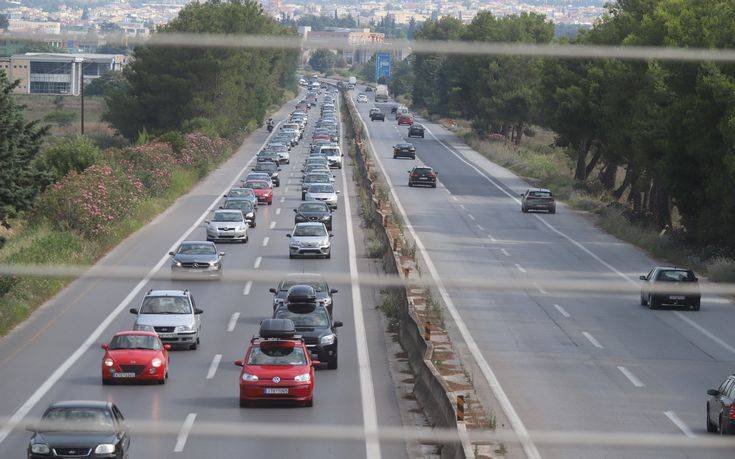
179;132;229;172
182;117;220;139
36;136;102;182
43;109;77;127
706;257;735;283
156;131;186;154
107;142;177;196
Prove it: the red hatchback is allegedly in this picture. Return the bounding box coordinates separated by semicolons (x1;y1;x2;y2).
244;180;273;205
398;114;414;125
235;319;317;407
101;331;170;385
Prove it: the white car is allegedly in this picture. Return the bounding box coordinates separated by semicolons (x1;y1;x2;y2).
305;183;339;210
205;209;249;243
318;145;343;169
287;222;333;259
357;94;368;103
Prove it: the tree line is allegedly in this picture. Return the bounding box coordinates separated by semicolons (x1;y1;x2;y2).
394;0;735;250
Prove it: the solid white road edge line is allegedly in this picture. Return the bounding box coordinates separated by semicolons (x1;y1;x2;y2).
664;411;695;438
421;123;735;358
351;96;540;459
173;413;197;452
227;313;240;332
617;366;645;388
0;116;285;446
582;332;603;349
341;100;382;459
206;354;222;380
553;304;570;318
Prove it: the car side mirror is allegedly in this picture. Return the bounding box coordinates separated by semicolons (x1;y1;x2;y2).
269;288;277;294
164;344;172;350
194;308;203;315
286;234;292;238
336;191;341;194
219;252;225;257
519;193;524;197
223;194;228;198
218;206;223;209
168;251;175;256
129;308;138;315
330;289;339;294
692;276;699;282
204;220;210;224
234;360;244;367
329;234;334;238
334;321;343;328
639;275;647;281
293;209;297;213
25;424;37;432
101;344;109;350
707;389;719;396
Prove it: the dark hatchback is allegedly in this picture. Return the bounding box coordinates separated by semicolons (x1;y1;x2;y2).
393;143;416;159
639;267;701;310
294;201;333;230
270;275;339;315
28;401;129;459
408;123;425;138
273;300;342;369
408;166;437;188
370;111;385;121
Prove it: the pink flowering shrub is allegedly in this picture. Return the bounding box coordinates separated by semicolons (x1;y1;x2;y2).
179;132;229;166
35;164;144;237
108;142;176;196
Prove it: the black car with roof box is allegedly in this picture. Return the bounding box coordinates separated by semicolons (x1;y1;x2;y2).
273;300;342;369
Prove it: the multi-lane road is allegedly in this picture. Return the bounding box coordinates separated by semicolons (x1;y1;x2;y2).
0;91;408;458
351;89;735;458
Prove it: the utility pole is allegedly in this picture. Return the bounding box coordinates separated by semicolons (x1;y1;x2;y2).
75;57;85;135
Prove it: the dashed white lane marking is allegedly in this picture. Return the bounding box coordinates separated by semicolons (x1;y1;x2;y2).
276;208;281;215
459;204;466;210
205;354;222;379
500;248;510;256
514;263;527;273
253;257;262;269
664;411;695;438
553;304;570;318
468;214;475;221
227;312;240;332
269;221;276;229
476;224;485;230
452;195;458;201
582;332;604;349
533;282;549;295
173;413;197;452
243;281;252;296
618;366;645;387
280;197;286;203
285;186;290;193
262;237;270;247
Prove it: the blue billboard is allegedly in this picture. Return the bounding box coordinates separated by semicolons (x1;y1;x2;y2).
375;52;391;81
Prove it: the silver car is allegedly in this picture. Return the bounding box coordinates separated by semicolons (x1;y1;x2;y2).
287;222;333;259
130;290;203;350
305;183;339;210
205;209;249;243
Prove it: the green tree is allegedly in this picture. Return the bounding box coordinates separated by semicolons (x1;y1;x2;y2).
309;49;337;73
0;14;8;31
35;136;101;183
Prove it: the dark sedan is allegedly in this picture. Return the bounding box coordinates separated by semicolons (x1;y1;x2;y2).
294;201;333;230
408;166;437;187
393;143;416;159
274;302;342;369
408;123;425;138
251;161;280;187
28;401;129;459
639;267;701;310
170;241;224;279
221;199;256;228
370;110;385;121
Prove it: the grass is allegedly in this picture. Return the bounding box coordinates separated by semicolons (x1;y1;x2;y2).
13;94;117;140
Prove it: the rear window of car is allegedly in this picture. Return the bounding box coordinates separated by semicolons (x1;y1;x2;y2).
247;345;306;366
529;191;552;198
656;270;696;282
413;167;432;174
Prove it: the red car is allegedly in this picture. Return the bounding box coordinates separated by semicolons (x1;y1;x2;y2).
398;114;414;125
244;180;273;205
101;331;170;385
312;134;331;143
235;319;317;407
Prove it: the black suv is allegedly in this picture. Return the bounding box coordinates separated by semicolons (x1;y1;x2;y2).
270;275;338;316
408;123;425;138
252;161;280;187
294;201;333;230
707;374;735;434
408;166;437;188
639;267;701;310
370;110;385;121
393;143;416;159
274;290;342;369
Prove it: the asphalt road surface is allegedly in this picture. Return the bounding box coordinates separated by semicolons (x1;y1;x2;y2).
0;91;407;459
352;89;735;459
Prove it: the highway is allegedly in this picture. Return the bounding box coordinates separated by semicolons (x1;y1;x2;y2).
0;92;408;458
351;89;735;458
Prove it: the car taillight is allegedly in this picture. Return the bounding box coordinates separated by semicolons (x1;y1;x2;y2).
411;173;419;178
729;404;735;420
428;173;436;178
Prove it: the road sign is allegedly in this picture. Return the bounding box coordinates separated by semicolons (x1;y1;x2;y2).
375;52;391;81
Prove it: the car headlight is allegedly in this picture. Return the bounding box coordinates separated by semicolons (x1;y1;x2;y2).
290;241;301;248
294;373;311;382
134;324;154;332
237;225;247;231
31;444;50;454
151;358;162;368
323;297;332;306
94;444;116;454
175;324;194;333
246;212;254;218
104;358;114;367
208;261;217;266
175;261;182;267
241;373;259;381
322;215;330;220
320;334;336;346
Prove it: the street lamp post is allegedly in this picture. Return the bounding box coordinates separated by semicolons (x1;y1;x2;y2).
74;57;85;135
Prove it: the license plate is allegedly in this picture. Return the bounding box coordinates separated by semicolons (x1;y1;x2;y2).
419;177;428;180
670;295;686;300
158;333;173;338
264;388;289;395
113;373;136;378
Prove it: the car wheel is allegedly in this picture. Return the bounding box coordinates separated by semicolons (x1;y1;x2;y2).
640;295;648;306
243;235;248;244
239;400;251;408
189;342;198;350
102;378;112;386
408;182;413;187
301;193;306;200
289;254;295;259
327;356;338;370
268;201;272;205
421;134;424;138
707;405;718;433
521;206;528;213
691;299;701;311
158;376;166;385
304;397;313;408
549;207;556;214
326;251;331;259
251;221;256;228
432;183;437;188
648;295;658;310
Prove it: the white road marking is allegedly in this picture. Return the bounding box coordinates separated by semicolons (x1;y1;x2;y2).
618;366;645;387
487;234;497;242
582;332;604;349
422;123;735;357
664;411;695;438
533;282;549;295
468;214;475;221
0;115;286;446
285;186;290;193
174;413;197;452
452;195;458;201
352;97;538;459
206;354;222;379
459;204;466;210
254;256;262;269
515;263;527;273
501;248;510;256
262;237;270;247
227;312;240;332
553;304;570;318
243;281;252;296
276;208;281;215
269;221;276;229
280;197;286;203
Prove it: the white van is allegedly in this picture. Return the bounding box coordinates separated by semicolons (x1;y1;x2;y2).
318;145;343;169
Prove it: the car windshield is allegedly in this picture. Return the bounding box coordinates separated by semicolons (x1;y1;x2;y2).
309;185;333;193
247;345;306;366
293;225;327;237
299;203;328;212
212;211;242;222
109;334;161;350
246;181;268;190
247;174;270;181
228;188;254;197
255;164;277;172
177;243;216;255
140;296;192;314
42;408;114;430
656;270;697;282
275;309;330;328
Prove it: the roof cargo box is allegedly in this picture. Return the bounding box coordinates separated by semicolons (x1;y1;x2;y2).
259;319;296;338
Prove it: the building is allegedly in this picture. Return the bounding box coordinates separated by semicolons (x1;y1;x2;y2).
301;27;385;65
5;53;127;95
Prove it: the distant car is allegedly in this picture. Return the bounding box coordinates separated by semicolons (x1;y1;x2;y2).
390;105;398;114
357;94;368;103
301;173;334;200
287;222;333;259
225;187;259;208
364;86;373;92
294;201;333;230
270;273;339;315
244;172;274;188
235;319;316;407
302;164;331;177
258;151;282;164
408;166;437;188
393;143;416;160
408;123;425;138
707;374;735;434
206;209;249;243
639;267;701;310
303;157;330;170
318;145;343;169
130;289;203;349
252;161;280;187
274;301;342;369
243;180;273;205
305;184;339;210
221;199;256;228
101;331;170;384
398;114;414;125
520;188;556;214
27;401;130;459
370;111;385;121
169;241;224;279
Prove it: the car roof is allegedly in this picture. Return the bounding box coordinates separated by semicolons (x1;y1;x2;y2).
285;272;324;281
113;330;158;337
295;222;326;227
655;266;692;271
146;289;189;297
527;188;551;193
396;142;413;147
48;400;110;409
215;209;244;214
180;240;215;246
